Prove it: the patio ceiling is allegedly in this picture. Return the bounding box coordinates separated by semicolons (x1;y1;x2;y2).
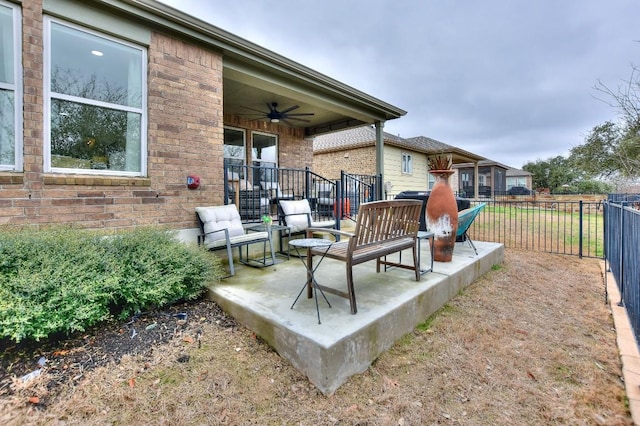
223;56;406;137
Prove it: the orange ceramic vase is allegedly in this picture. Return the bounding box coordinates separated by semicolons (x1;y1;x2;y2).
425;170;458;262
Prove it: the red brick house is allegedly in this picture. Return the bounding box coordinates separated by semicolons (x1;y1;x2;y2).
0;0;404;238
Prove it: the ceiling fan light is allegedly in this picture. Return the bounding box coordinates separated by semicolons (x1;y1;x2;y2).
270;118;280;123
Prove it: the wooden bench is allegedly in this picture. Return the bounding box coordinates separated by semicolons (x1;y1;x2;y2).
305;199;423;314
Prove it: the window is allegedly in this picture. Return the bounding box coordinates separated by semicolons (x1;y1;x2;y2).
0;1;22;170
224;127;245;176
251;132;277;184
44;19;147;175
401;153;412;174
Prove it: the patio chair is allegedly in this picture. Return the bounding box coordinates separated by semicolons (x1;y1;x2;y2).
195;204;276;277
278;199;337;255
455;203;486;255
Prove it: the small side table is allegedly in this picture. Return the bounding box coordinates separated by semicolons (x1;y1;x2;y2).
383;231;435;275
417;231;435;274
289;238;333;324
245;223;292;264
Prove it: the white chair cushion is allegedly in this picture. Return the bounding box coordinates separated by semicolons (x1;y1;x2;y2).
205;231;269;249
196;205;245;247
280;199;313;233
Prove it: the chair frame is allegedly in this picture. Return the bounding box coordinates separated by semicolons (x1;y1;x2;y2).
196;206;276;277
455;203;486;255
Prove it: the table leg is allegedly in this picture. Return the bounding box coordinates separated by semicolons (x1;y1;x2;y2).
290;243;332;324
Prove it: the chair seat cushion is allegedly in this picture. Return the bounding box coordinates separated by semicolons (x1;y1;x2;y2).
205;231;269;250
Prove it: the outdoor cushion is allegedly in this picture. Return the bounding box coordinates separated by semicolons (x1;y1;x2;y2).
195;205;244;247
280;199;334;233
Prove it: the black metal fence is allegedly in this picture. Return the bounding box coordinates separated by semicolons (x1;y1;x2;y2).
466;199;605;258
604;200;640;347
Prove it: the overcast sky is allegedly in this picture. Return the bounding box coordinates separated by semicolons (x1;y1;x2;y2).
159;0;639;168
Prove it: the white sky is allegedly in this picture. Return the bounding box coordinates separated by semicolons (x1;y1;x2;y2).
159;0;639;168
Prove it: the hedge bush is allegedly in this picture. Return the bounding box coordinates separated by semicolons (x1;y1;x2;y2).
0;227;222;342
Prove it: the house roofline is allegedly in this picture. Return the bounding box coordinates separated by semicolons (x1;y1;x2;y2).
98;0;407;121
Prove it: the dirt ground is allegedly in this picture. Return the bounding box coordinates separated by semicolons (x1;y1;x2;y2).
0;249;632;425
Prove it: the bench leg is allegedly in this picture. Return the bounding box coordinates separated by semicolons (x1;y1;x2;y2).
412;244;420;282
346;262;357;314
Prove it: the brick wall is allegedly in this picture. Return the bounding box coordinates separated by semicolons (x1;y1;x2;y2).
0;2;226;231
223;114;311;169
313;146;376;180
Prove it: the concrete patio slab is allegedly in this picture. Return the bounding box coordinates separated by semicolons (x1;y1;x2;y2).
207;239;504;395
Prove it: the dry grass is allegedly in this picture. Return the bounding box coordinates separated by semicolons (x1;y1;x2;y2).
0;249;631;425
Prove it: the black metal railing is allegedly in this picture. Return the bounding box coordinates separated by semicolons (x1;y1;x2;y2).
223;164;382;224
460;199;605;258
604;200;640;350
340;172;381;221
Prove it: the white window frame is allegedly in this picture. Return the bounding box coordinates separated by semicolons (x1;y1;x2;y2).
401;152;413;175
43;17;147;176
223;126;246;164
251;131;278;185
0;0;23;171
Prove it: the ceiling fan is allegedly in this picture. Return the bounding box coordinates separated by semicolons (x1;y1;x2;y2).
240;102;314;125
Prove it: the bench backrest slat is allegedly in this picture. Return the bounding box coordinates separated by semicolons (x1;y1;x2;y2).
350;200;422;250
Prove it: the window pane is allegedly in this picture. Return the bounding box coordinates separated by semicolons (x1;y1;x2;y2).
224;128;245;160
0;89;14;165
51;99;141;172
0;5;14;84
252;133;276;162
51;22;142;108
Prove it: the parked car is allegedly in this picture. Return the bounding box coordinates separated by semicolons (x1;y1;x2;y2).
507;186;532;195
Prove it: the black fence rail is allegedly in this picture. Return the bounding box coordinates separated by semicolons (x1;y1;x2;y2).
605;201;640;350
467;200;605;258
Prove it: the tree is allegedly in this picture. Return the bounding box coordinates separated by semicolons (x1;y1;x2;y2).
523;156;578;191
569;64;640;179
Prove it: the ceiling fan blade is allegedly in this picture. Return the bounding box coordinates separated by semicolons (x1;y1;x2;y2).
279;104;300;114
285;112;315;117
241;106;269;114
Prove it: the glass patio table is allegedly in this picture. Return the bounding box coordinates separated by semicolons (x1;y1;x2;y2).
288;238;333;324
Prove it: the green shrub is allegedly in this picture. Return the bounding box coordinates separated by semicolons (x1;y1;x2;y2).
0;227;222;342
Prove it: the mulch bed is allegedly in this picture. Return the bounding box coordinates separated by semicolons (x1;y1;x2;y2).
0;298;237;400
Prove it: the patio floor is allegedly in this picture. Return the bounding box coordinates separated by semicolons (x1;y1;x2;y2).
206;238;504;395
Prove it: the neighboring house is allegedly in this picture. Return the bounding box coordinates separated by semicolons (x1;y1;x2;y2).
506;168;533;191
453;160;510;197
313;126;485;197
0;0;405;234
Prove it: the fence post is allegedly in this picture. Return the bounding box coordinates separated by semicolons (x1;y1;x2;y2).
335;179;343;224
578;200;583;258
618;204;624;307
